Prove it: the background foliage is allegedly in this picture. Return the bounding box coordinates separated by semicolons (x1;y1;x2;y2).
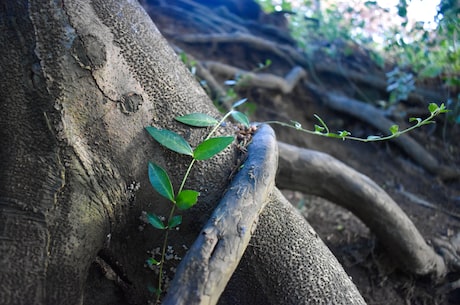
256;0;460;123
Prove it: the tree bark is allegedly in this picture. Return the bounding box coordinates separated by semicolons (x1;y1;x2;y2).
1;0;370;304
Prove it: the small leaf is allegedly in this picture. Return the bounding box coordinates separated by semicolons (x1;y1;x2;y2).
175;113;218;127
146;127;193;156
146;213;166;230
314;114;329;133
168;215;182;228
175;190;200;210
389;125;399;135
231;111;250;127
148;162;174;202
147;257;161;267
314;125;325;133
409;117;422;124
367;135;382;140
428;103;438;114
439;104;449;114
193;136;235;160
232;98;247;109
338;130;351;138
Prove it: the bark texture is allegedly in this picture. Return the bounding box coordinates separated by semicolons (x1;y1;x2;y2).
1;0;233;303
1;1;367;304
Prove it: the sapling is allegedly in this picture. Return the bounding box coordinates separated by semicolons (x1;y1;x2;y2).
144;99;250;302
144;99;447;302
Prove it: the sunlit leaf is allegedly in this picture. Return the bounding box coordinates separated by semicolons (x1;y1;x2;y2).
231;111;250;127
193;136;235;160
146;127;193;156
146;212;166;230
338;130;351;138
314;114;329;133
367;135;382;140
148;162;174;202
175;190;200;210
428;103;439;114
175;113;218;127
314;125;325;133
389;125;399;135
168;215;182;228
409;117;422;124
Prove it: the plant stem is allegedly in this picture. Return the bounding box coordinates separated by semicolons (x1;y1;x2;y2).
156;202;180;304
263;108;442;142
205;110;233;140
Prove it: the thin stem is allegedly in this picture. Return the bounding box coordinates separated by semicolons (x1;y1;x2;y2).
178;159;196;194
155;205;177;304
205;110;233;140
154;110;233;301
263;107;443;142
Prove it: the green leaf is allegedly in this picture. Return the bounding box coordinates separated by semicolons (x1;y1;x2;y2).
193;136;235;160
175;113;218;127
232;98;247;108
428;103;439;114
148;162;175;202
314;125;325;133
314;114;329;133
409;117;422;124
147;257;161;267
146;127;193;156
338;130;351;138
175;190;200;210
231;111;250;127
389;125;399;135
168;215;182;228
419;65;442;78
146;212;166;230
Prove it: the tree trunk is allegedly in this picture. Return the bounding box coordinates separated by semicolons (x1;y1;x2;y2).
0;1;365;304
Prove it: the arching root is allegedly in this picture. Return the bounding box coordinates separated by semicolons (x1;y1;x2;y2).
276;141;448;277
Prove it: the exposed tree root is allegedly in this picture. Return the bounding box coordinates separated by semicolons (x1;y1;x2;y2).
162;124;278;305
276;141;448;277
164;125;367;305
188;57;458;180
171;32;446;105
306;84;460;180
203;61;307;94
173;33;305;66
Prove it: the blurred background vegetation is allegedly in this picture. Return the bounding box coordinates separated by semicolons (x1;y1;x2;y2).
256;0;460;124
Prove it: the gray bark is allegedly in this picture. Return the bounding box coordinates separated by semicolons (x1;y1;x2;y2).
1;1;366;304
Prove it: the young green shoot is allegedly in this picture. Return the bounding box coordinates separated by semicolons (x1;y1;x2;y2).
263;103;448;142
144;99;248;302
